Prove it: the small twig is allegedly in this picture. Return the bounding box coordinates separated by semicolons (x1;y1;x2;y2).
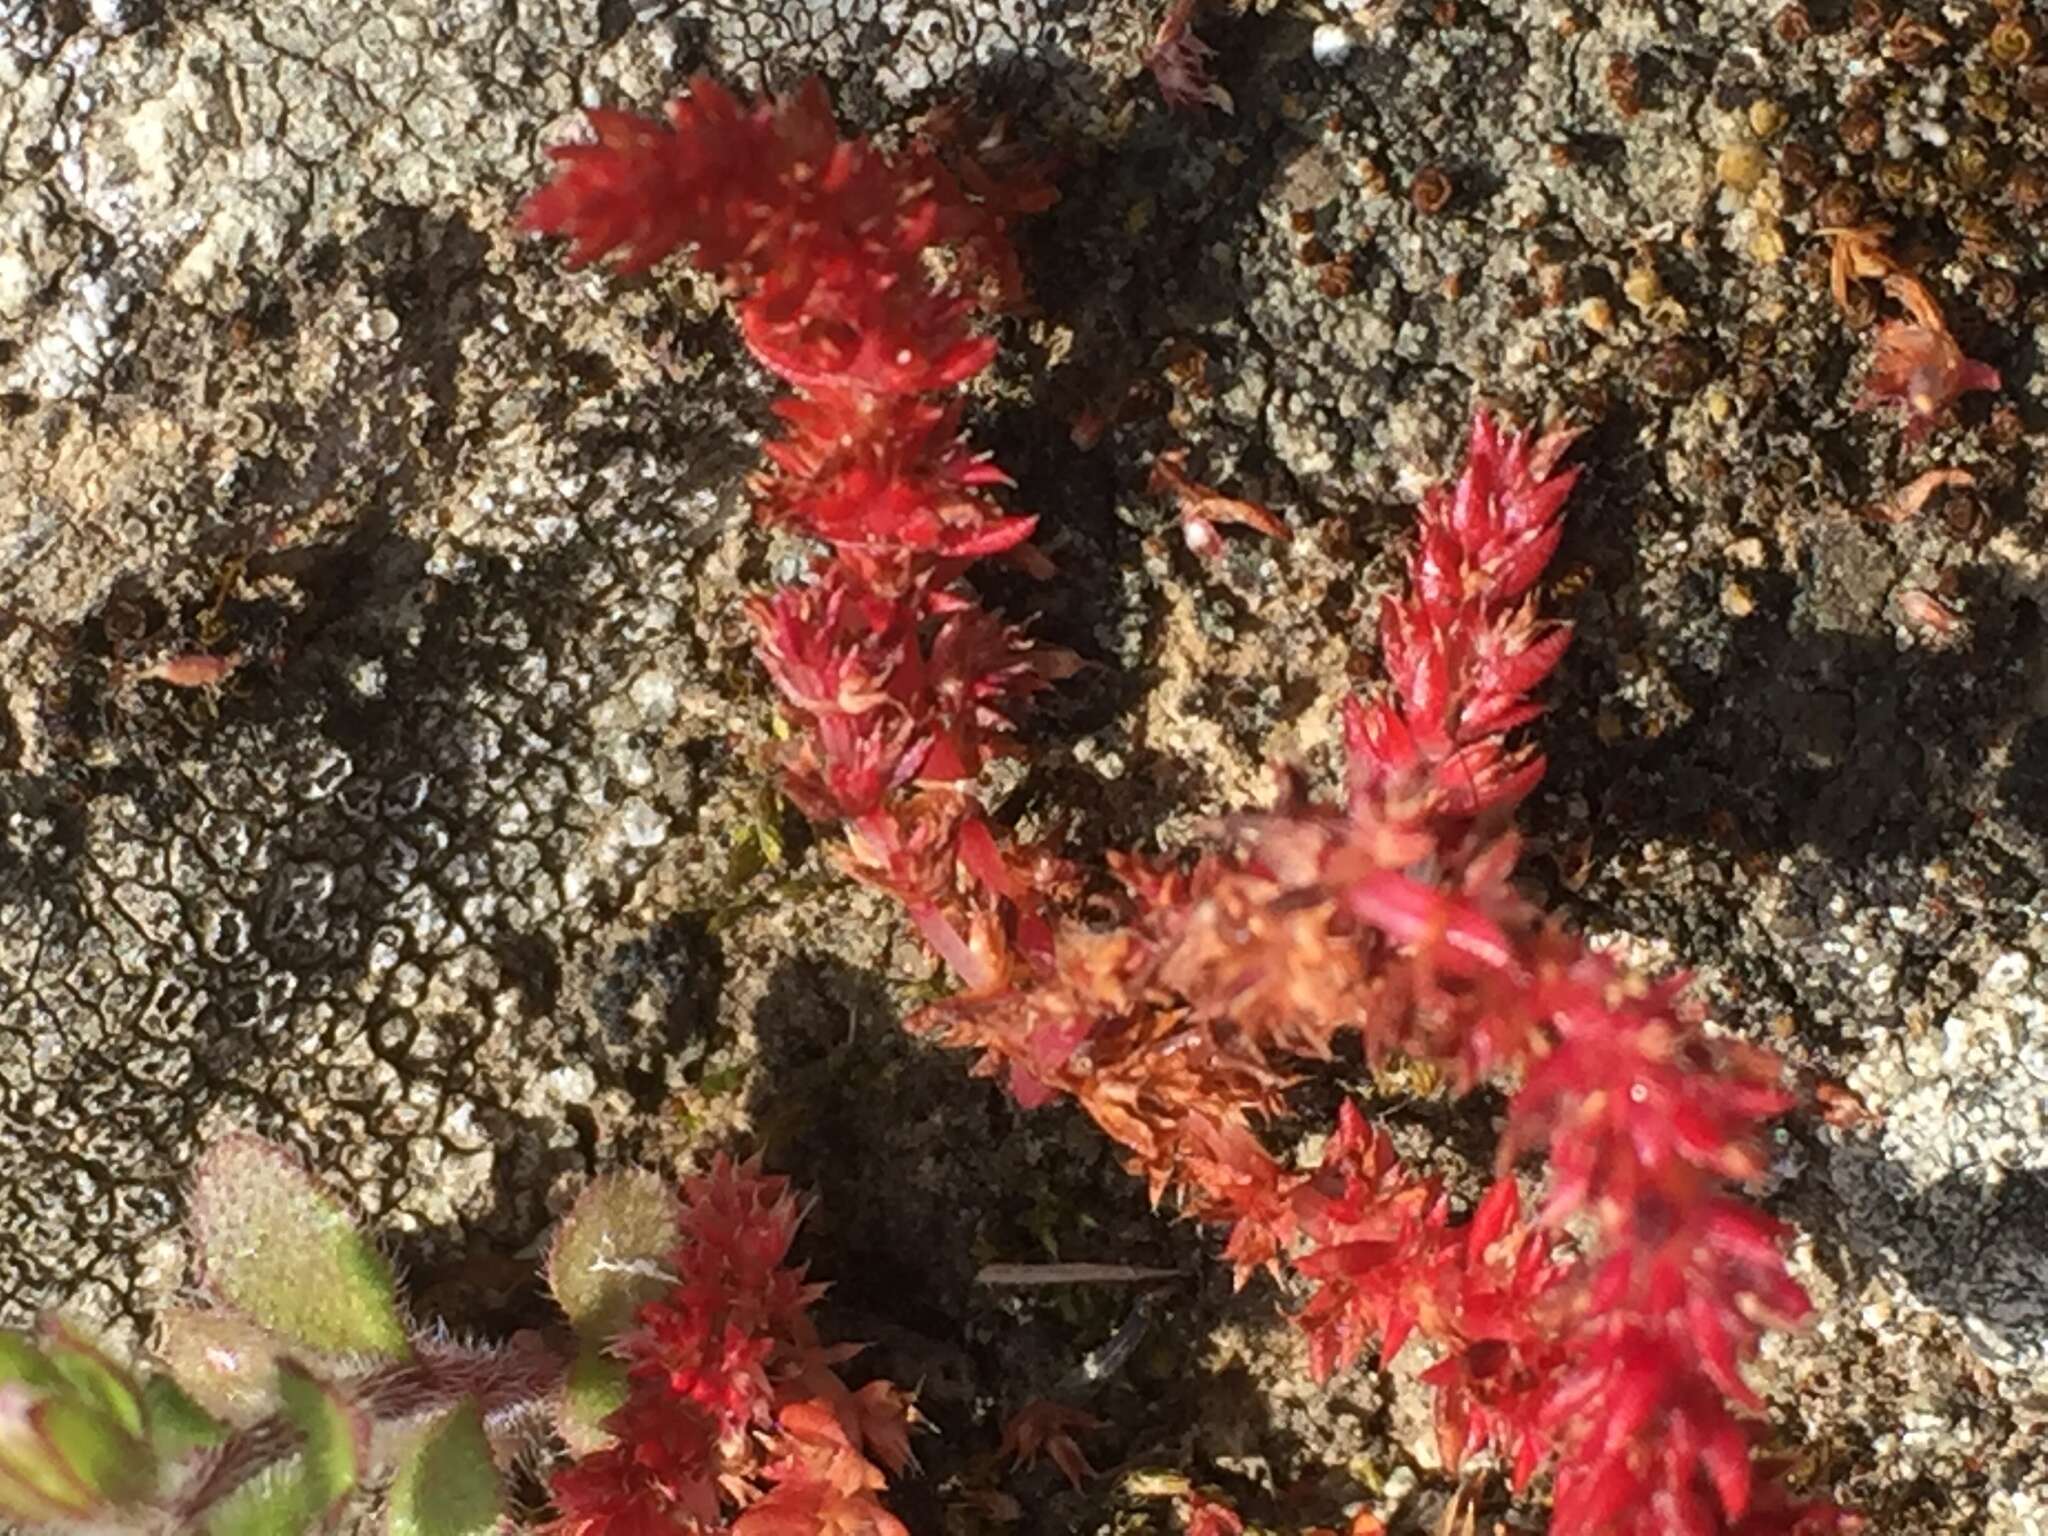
974;1262;1183;1288
1056;1293;1163;1395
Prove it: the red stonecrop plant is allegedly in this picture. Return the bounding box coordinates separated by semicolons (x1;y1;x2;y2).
524;72;1070;992
525;75;1853;1536
547;1160;914;1536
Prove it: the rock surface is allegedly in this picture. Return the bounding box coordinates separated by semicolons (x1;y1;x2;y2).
3;0;2046;1531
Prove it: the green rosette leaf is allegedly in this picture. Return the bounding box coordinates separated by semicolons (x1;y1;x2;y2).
190;1137;410;1360
387;1400;505;1536
544;1170;679;1338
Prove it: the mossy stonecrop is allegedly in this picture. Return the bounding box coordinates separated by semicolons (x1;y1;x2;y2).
523;75;1854;1536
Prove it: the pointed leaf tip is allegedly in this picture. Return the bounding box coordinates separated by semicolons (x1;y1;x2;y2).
190;1136;410;1361
37;1318;145;1443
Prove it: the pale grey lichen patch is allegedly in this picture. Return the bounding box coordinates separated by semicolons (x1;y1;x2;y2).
680;0;1130;115
0;184;84;323
1834;932;2048;1374
0;491;738;1324
0;0;613;629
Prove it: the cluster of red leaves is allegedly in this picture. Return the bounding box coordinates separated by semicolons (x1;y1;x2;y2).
1822;225;2001;443
918;416;1853;1536
522;76;1034;393
1147;0;1235;115
1185;1492;1387;1536
547;1159;914;1536
527;75;1854;1536
523;74;1070;993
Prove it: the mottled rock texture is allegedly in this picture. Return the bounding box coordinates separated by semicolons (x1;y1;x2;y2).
3;0;2046;1531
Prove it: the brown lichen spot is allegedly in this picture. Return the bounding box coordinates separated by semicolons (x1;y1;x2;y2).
1605;53;1642;118
1816;180;1866;227
1988;17;2037;68
1978;269;2020;318
1945;135;1994;192
1643;338;1713;397
1840;109;1883;156
1160;338;1211;399
1942;488;1989;539
1875;157;1921;202
1966;81;2012;126
1955;208;2003;261
1883;15;1946;66
1410;164;1453;215
2006;163;2048;213
1986;401;2025;448
1778;142;1822;189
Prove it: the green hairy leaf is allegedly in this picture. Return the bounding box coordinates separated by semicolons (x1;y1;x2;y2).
205;1460;322;1536
156;1307;286;1423
190;1136;411;1360
0;1322;158;1523
40;1318;146;1442
141;1376;229;1459
555;1342;629;1455
0;1332;63;1393
387;1401;504;1536
545;1170;680;1337
277;1362;365;1518
34;1397;152;1507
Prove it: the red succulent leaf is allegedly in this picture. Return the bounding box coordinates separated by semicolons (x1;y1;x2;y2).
1149;448;1289;560
524;74;1026;397
1147;0;1235;113
999;1399;1103;1491
1184;1494;1247;1536
1853;276;2001;443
